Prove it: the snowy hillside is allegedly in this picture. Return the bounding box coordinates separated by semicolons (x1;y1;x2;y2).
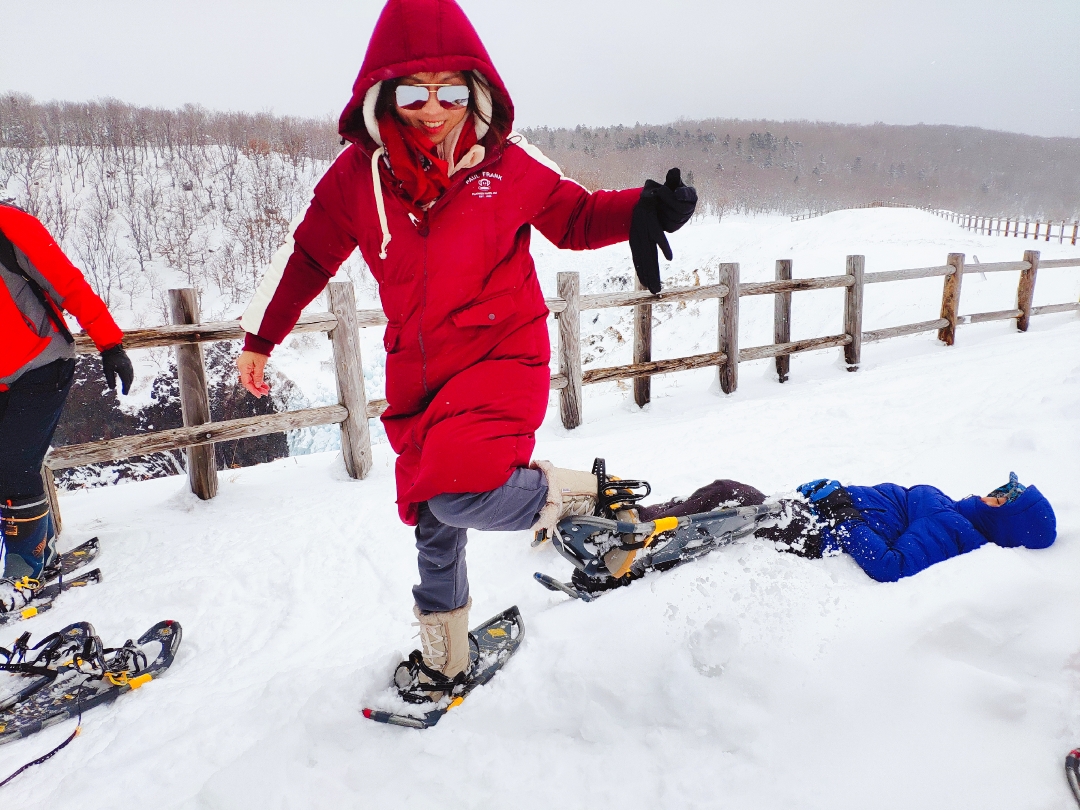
2;209;1079;809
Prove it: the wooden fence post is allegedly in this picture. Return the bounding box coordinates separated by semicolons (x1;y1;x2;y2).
558;272;582;429
1016;250;1040;332
937;253;965;346
844;255;865;371
633;277;652;407
718;263;739;394
774;259;792;383
168;288;218;500
327;281;371;479
41;465;62;537
1072;221;1078;246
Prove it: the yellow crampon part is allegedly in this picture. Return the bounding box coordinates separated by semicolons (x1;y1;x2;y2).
103;671;153;689
644;516;679;547
12;576;42;592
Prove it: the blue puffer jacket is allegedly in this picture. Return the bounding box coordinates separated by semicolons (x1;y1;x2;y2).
821;483;1056;582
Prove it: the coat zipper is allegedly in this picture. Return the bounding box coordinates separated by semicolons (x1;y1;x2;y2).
412;145;504;398
418;236;430;395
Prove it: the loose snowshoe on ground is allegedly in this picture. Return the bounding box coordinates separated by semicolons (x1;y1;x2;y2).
364;606;524;729
1;622;97;711
0;619;181;745
536;503;783;601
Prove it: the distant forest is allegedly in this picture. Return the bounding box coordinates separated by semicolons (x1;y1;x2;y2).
2;94;1077;313
519;120;1080;220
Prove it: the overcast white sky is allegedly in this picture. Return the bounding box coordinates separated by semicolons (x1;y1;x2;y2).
2;0;1078;137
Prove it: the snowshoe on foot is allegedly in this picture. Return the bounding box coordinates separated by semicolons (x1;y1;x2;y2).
531;458;651;547
536;503;783;601
395;599;474;704
0;569;102;628
365;606;524;729
40;537;100;584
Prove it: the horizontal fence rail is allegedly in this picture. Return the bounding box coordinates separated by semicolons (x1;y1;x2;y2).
47;246;1080;515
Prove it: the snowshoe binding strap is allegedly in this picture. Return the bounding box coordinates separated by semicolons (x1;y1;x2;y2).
394;634;480;705
0;632;31;665
0;623;94;679
98;639;149;686
591;458;650;518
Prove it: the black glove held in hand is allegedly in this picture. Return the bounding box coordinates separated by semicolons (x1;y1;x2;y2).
798;479;863;525
101;344;134;395
629;168;698;294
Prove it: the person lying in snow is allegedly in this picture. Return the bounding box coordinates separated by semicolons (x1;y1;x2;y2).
626;472;1056;583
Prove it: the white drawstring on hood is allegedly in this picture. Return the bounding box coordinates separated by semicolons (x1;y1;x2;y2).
370;146;392;260
362;72;493;260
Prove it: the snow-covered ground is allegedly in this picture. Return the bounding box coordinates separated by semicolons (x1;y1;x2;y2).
2;209;1079;808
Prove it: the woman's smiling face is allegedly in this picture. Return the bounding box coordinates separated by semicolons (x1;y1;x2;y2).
395;71;469;146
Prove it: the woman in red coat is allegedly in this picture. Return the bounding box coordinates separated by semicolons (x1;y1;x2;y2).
237;0;695;701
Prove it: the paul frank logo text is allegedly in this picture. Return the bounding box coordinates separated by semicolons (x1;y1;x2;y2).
467;171;502;199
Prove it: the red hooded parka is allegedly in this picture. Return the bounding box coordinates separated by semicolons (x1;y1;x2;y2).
241;0;641;524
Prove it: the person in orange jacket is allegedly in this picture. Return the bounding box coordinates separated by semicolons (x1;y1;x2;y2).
0;202;133;591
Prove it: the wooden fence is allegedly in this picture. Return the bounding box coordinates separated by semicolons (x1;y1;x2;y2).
791;205;1079;247
932;209;1079;246
790;201;918;222
44;249;1080;522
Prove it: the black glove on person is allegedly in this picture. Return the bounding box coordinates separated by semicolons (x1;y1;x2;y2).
797;479;863;525
629;167;698;294
101;344;134;395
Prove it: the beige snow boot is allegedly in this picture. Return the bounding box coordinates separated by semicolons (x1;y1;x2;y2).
409;598;472;702
531;460;599;533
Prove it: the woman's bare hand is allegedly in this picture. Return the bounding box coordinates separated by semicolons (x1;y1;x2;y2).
237;350;271;398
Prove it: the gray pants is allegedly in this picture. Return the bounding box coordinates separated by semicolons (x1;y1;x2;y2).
413;467;548;613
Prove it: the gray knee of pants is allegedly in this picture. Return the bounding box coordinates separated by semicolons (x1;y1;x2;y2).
412;468;549;613
428;467;548;531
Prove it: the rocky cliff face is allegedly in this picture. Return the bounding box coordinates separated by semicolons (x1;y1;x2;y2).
53;343;293;489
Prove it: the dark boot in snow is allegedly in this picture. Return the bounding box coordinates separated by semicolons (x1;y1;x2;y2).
2;496;58;580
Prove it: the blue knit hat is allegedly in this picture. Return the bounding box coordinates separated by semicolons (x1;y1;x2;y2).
955;483;1056;549
987;471;1026;504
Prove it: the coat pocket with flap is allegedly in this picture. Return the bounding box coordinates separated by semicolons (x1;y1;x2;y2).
450;293;517;328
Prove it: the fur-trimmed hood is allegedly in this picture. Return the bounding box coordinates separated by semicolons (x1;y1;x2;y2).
338;0;513;151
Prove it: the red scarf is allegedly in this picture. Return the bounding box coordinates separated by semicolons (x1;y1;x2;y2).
378;115;478;218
